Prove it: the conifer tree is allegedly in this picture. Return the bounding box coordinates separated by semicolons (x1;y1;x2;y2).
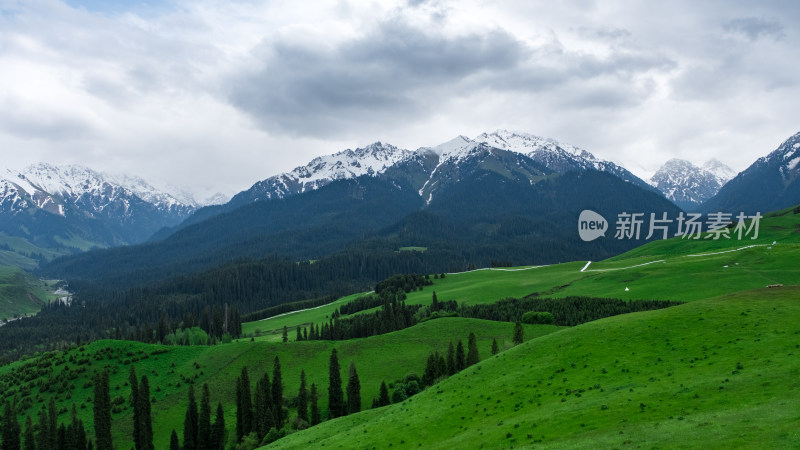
2;401;21;450
446;341;456;375
346;362;361;414
282;325;288;342
455;340;466;371
296;326;302;341
310;383;321;426
47;397;57;449
467;332;479;366
491;338;500;355
253;372;274;438
198;383;211;450
271;356;284;428
169;430;180;450
378;381;390;407
431;291;439;311
36;409;48;450
210;403;225;450
23;416;34;450
327;349;344;419
183;385;198;450
139;375;154;450
513;321;524;345
235;367;252;441
93;370;113;450
297;371;308;423
129;366;141;450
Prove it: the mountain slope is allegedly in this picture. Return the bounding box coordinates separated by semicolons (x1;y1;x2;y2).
0;164;199;249
650;158;733;210
702;131;800;214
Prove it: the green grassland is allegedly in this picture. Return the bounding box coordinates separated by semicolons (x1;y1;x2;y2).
0;318;555;449
0;266;59;321
267;287;800;449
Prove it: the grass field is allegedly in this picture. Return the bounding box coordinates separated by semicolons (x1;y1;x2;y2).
266;287;800;449
0;265;60;321
0;318;557;449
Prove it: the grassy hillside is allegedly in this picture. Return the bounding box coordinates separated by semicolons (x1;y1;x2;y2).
266;287;800;449
244;208;800;337
0;266;60;321
0;318;557;449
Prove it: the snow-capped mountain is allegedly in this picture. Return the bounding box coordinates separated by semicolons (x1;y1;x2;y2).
703;131;800;214
228;142;416;207
649;158;734;210
474;130;655;191
0;163;200;247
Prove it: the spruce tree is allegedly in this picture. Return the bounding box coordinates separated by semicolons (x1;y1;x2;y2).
2;401;21;450
169;429;180;450
431;291;438;311
378;381;390;407
198;384;211;450
235;367;252;441
309;383;321;426
296;326;302;341
93;370;113;450
23;416;34;450
455;340;466;371
129;366;141;450
513;321;524;345
271;356;284;428
139;376;154;450
346;361;361;414
210;403;225;450
297;370;308;423
36;409;48;450
282;326;288;343
467;332;479;366
491;338;500;355
327;349;344;419
183;384;198;450
446;341;456;375
47;397;57;449
56;424;66;450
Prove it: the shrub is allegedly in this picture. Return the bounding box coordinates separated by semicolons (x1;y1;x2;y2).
521;311;555;325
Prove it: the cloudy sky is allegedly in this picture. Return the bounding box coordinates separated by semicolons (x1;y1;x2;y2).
1;0;798;199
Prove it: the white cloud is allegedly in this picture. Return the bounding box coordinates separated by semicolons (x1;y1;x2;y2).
0;0;798;197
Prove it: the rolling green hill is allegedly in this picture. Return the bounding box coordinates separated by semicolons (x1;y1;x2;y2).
266;287;800;449
0;266;60;321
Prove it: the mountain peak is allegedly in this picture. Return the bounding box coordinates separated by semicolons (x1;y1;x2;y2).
650;158;732;210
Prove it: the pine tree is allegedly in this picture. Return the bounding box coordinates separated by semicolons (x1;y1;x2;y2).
169;429;180;450
431;291;439;311
491;338;500;355
2;401;21;450
93;370;113;450
455;340;466;371
253;372;274;438
183;384;198;450
296;326;302;341
138;376;154;450
47;397;57;449
129;366;141;450
309;383;321;426
271;356;284;428
513;321;524;345
346;361;361;414
378;381;390;407
69;405;88;450
297;371;308;424
446;341;456;375
22;416;34;450
198;384;211;450
467;332;479;366
36;409;48;450
282;326;288;343
210;403;225;450
235;367;252;441
56;424;66;450
327;349;344;419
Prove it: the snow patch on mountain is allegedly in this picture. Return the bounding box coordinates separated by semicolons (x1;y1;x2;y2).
650;158;734;209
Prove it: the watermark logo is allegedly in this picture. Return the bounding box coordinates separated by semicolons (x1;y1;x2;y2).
578;210;608;242
577;211;762;241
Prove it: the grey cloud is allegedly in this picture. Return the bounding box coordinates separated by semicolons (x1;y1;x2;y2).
229;16;675;137
0;98;97;141
229;18;526;136
723;17;785;41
